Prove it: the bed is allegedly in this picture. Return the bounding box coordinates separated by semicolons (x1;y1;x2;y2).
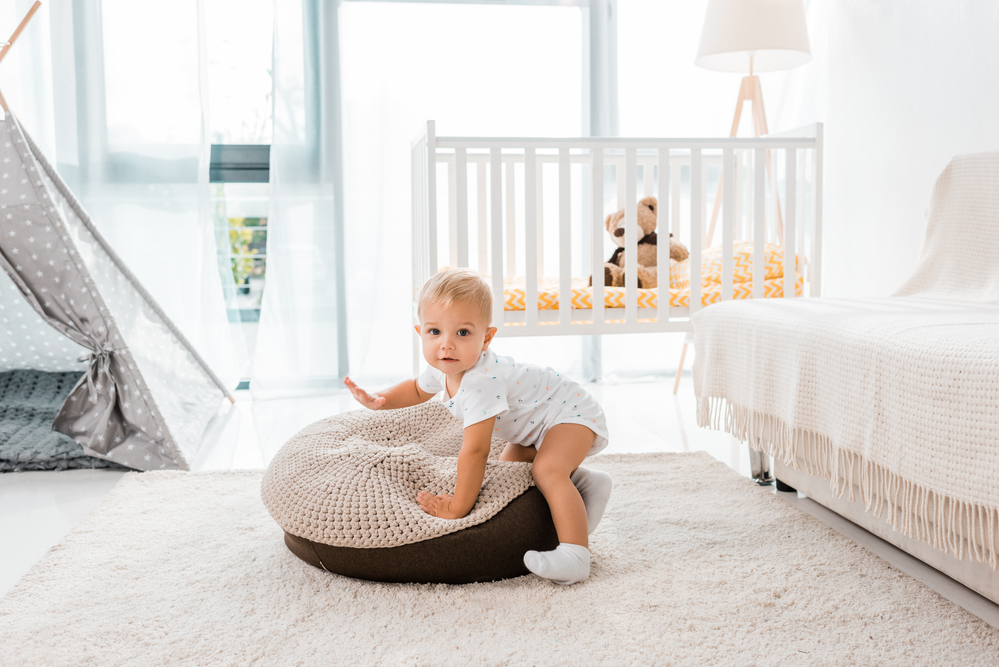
693;150;999;604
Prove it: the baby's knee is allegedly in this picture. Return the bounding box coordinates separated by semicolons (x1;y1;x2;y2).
531;458;567;486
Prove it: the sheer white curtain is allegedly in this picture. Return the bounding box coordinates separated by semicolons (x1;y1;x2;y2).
338;1;585;386
251;0;347;398
0;0;240;390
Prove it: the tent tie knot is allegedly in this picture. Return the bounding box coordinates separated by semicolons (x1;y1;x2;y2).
78;342;118;403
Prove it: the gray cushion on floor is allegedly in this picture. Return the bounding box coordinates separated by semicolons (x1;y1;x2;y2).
0;370;125;472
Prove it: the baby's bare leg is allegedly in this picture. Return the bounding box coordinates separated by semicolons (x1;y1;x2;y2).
523;424;595;585
499;442;537;463
531;424;594;547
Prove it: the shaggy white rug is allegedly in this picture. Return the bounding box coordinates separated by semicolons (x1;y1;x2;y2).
1;452;997;666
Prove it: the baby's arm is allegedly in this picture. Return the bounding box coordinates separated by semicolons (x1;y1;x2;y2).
344;376;434;410
417;417;495;520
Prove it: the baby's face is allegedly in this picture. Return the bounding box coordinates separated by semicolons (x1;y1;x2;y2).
417;299;496;377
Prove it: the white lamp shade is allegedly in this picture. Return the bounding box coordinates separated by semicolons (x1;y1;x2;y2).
695;0;811;73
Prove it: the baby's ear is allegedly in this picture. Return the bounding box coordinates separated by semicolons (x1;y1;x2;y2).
483;326;498;348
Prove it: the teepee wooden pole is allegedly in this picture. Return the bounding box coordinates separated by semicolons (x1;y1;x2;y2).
0;1;41;67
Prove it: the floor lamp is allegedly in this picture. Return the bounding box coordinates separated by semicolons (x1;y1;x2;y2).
673;0;811;394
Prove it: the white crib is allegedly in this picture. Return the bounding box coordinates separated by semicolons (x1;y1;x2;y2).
412;120;823;347
411;122;823;482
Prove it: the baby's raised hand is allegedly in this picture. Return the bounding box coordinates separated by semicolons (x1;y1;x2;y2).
417;491;458;520
344;376;386;410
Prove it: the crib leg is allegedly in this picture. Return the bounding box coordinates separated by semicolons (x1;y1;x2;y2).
583;335;602;383
672;342;688;394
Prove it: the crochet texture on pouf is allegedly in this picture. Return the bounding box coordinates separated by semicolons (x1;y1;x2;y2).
261;401;534;549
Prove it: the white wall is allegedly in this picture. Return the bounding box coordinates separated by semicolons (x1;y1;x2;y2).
821;1;999;297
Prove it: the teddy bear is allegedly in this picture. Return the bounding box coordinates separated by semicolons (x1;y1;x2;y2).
590;196;689;289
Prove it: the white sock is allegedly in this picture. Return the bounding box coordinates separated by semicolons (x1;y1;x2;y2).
523;543;590;585
570;467;613;535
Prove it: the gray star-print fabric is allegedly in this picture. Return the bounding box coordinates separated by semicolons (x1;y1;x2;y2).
0;113;229;470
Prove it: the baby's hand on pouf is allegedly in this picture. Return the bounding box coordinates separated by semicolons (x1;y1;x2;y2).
344;376;386;410
417;491;459;520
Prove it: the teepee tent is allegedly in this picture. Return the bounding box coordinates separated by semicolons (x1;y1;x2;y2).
0;4;233;472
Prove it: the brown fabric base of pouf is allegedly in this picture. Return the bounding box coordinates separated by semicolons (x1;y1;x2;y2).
283;487;558;584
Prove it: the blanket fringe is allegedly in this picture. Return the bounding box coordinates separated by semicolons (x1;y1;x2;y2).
697;396;999;570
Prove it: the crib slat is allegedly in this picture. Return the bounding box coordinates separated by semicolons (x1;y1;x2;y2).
798;151;806;266
411;142;419;302
490;148;504;327
690;149;702;313
559;148;571;326
735;151;744;240
813;126;824;296
525;148;539;328
700;159;710;249
537;161;545;278
455;148;469;268
784;148;796;299
722;148;734;302
670;160;681;246
478;160;488;275
422;144;429;284
617;159;626;215
505;160;516;277
625;148;638;324
591;148;605;327
753;148;765;299
657;149;669;319
427;124;437;274
643;162;654;197
411;140;423;377
448;158;457;268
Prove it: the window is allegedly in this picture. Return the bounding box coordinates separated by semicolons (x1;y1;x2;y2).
206;2;274;382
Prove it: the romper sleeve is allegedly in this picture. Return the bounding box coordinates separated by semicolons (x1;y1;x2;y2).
456;372;509;428
417;365;444;396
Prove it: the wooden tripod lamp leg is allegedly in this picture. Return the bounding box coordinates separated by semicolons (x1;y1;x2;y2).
706;76;752;247
673;342;688;394
750;76;784;246
707;74;788;248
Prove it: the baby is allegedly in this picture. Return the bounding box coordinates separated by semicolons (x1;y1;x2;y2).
344;268;612;585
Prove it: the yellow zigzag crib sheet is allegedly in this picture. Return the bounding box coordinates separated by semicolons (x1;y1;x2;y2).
503;242;805;311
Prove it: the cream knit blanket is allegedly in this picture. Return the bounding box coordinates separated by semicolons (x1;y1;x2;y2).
261;401;534;549
693;151;999;568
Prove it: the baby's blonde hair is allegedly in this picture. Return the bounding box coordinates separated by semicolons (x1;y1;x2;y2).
418;269;493;325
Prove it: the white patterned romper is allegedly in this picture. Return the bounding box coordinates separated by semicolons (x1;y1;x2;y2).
417;349;609;456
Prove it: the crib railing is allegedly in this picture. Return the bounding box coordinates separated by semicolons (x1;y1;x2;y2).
412;121;822;337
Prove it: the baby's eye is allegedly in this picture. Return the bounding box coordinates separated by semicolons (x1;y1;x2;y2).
429;328;440;336
458;329;470;337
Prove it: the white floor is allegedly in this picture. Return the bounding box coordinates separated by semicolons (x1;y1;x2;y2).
1;374;997;629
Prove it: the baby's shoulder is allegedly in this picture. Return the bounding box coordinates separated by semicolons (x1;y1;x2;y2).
461;366;507;389
459;361;515;398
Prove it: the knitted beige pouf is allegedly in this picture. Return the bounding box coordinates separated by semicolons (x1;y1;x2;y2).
261;401;558;584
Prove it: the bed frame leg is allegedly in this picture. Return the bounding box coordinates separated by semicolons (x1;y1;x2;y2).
775;479;797;493
749;446;774;486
